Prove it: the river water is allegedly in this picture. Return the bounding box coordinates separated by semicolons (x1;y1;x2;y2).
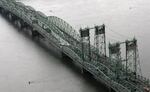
0;0;150;92
20;0;150;78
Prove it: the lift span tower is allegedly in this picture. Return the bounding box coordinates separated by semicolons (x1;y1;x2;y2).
0;0;150;92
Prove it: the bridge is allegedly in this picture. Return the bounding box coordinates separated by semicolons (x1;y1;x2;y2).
0;0;150;92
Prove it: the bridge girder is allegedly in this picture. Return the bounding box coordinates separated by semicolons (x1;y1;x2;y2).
0;0;149;91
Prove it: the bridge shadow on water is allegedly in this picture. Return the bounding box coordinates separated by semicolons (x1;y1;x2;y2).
61;54;112;92
0;13;114;92
61;53;116;92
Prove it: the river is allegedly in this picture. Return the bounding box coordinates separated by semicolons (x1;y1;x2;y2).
0;0;150;92
0;9;108;92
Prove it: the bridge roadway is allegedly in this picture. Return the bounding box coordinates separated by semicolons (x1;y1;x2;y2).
0;0;149;92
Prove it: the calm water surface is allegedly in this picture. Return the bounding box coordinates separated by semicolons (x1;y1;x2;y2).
0;0;150;92
20;0;150;78
0;12;107;92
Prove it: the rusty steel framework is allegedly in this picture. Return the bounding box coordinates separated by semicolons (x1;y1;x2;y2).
94;24;106;57
125;39;142;80
80;28;91;62
0;0;150;92
109;43;122;80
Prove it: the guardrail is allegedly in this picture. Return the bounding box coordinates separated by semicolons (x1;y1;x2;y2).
0;0;149;92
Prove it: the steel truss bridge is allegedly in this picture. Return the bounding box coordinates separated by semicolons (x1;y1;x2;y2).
0;0;150;92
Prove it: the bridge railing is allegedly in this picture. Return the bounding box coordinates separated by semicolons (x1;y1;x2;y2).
0;0;65;46
0;1;135;92
47;16;81;41
0;0;63;50
0;0;148;92
62;45;131;92
63;44;147;92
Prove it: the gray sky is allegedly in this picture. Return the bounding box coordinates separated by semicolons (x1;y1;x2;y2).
20;0;150;77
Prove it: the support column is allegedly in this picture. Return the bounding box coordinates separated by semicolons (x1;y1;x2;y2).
0;7;2;13
125;38;139;80
94;24;106;61
14;19;22;29
109;42;121;80
31;30;40;39
79;27;91;74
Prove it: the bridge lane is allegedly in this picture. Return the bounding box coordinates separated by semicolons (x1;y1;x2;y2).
0;10;109;92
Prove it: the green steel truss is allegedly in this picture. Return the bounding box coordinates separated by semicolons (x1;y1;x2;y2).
0;0;149;92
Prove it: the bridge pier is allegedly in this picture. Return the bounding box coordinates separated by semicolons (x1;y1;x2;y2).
12;18;29;31
0;8;12;19
62;52;73;62
0;9;41;39
31;30;40;39
21;22;31;31
82;68;94;77
0;8;20;26
0;8;5;15
0;7;2;13
7;13;13;21
14;19;22;29
62;52;94;77
6;13;17;22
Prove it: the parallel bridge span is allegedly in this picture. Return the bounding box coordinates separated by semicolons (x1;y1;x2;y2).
0;0;149;92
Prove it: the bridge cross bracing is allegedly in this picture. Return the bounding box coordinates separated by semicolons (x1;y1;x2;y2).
0;0;150;92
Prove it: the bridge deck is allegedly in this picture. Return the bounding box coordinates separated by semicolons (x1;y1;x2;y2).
0;0;149;92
